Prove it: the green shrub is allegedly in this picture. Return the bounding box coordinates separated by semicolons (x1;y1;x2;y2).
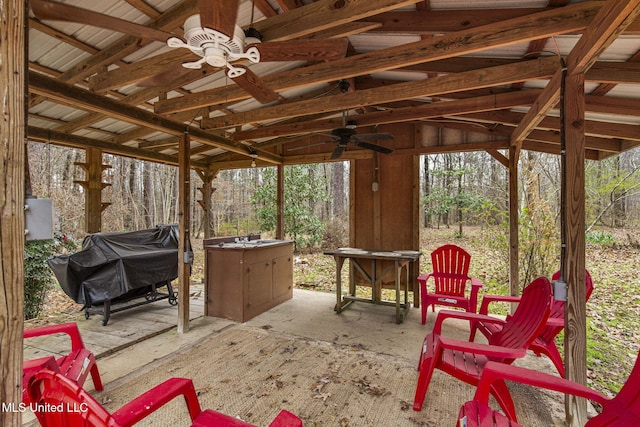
24;232;78;319
24;239;56;319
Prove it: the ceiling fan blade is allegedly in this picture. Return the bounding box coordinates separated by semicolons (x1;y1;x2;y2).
353;133;395;141
232;66;282;104
355;141;394;155
287;141;330;152
331;144;346;160
255;39;349;62
30;0;174;43
198;0;238;39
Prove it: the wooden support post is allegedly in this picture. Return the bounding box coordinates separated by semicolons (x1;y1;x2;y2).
74;147;111;233
1;0;26;423
561;70;588;427
508;145;519;308
372;153;382;249
276;164;285;239
177;132;191;333
196;169;217;239
412;151;422;306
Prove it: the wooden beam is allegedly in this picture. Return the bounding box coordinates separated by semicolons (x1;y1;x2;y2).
587;61;640;84
203;57;560;129
510;67;563;160
485;149;509;168
1;0;26;424
28;72;282;164
53;0;197;85
234;89;542;141
155;1;601;115
367;9;640;35
249;0;423;42
415;119;617;157
88;50;201;93
91;0;420;90
27;126;209;168
511;0;640;160
566;0;640;75
366;8;553;33
459;109;640;143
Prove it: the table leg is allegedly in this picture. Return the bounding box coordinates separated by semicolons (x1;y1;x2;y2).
395;259;401;323
335;256;345;312
404;261;410;307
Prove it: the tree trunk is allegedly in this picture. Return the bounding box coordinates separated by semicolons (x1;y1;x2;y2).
332;161;345;217
142;161;153;228
423;156;431;227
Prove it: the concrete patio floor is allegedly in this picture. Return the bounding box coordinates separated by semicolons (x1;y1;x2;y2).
23;287;570;426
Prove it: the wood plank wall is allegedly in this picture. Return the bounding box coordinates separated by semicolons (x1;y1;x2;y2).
350;124;420;293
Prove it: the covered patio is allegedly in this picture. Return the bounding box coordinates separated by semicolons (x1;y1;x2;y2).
22;288;569;426
3;0;640;425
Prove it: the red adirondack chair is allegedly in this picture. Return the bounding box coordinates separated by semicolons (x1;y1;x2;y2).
413;276;553;417
417;244;483;324
28;369;303;427
22;322;103;404
457;352;640;426
470;270;594;378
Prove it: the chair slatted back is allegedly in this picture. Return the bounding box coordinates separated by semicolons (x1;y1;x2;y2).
28;369;117;427
430;244;471;297
544;270;595;343
489;277;552;360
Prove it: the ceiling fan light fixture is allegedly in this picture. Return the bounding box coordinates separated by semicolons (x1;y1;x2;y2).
346;120;357;130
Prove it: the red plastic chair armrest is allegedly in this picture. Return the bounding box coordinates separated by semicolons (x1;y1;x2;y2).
478;294;522;315
433;309;506;335
111;377;203;426
437;336;527;360
474;362;609;407
469;277;483;312
269;410;304;427
418;273;434;290
24;322;86;352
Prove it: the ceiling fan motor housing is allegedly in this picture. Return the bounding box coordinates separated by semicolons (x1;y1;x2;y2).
182;14;251;63
331;127;357;139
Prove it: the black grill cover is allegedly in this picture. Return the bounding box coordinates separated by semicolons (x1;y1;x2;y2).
48;225;179;306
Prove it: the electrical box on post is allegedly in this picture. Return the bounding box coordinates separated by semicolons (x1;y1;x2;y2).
25;198;54;241
553;279;567;302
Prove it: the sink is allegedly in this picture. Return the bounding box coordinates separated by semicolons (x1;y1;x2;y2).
252;239;281;244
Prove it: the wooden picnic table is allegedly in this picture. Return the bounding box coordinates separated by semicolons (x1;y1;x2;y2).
324;248;421;323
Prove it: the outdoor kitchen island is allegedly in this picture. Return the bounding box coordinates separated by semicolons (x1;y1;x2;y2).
203;237;294;322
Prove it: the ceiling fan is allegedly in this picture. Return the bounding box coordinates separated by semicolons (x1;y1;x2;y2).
327;116;395;160
30;0;348;103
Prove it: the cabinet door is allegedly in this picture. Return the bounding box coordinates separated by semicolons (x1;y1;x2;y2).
272;255;293;299
247;260;273;310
